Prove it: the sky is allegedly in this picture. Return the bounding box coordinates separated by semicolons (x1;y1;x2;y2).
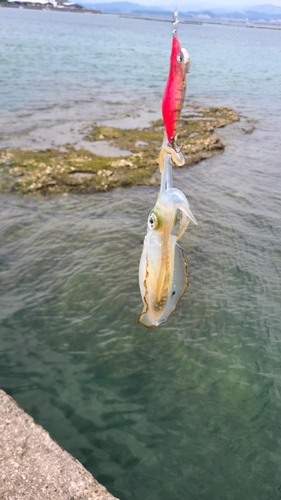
106;0;281;8
186;1;281;7
208;1;281;5
154;0;281;7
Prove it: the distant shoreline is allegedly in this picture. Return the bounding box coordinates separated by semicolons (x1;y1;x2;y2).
0;2;101;13
2;3;281;29
119;14;202;25
118;14;281;29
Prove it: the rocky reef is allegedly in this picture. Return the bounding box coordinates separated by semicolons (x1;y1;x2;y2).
0;106;239;195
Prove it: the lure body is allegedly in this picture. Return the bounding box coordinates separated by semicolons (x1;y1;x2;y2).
162;36;190;145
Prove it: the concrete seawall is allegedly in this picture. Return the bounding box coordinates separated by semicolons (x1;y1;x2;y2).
0;389;119;500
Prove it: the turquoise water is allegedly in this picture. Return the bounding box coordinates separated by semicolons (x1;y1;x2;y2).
1;8;281;500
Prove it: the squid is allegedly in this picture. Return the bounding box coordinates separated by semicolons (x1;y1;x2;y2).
138;150;197;328
138;10;197;328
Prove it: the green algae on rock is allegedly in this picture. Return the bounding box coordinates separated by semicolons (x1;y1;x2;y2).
0;106;239;195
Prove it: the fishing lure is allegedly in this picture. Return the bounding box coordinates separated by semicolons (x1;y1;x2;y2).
138;152;197;328
162;10;190;147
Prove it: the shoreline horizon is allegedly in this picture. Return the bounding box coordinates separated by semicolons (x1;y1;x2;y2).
2;3;281;29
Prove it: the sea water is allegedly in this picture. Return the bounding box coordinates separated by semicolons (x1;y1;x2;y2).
1;8;281;500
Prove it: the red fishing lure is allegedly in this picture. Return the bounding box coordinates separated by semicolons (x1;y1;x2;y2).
162;35;190;145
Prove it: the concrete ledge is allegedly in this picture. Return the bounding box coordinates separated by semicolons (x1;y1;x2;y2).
0;390;119;500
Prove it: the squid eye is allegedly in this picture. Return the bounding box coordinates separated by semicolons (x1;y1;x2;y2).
176;52;183;63
148;211;158;230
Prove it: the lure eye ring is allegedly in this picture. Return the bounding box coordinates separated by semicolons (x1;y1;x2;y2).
148;211;158;230
176;52;183;63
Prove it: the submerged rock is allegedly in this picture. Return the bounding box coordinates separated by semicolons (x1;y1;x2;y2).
0;106;240;195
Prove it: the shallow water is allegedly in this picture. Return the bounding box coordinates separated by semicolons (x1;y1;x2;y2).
1;8;281;500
